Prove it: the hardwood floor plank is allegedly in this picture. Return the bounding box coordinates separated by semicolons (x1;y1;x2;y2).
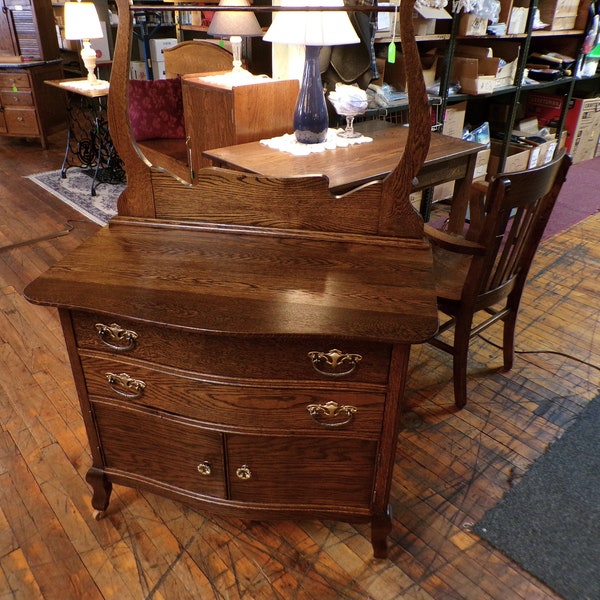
0;130;598;598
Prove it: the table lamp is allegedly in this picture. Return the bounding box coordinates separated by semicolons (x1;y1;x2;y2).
264;0;359;144
64;1;106;87
207;0;263;75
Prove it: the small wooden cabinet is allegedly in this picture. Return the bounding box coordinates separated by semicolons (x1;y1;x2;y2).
0;0;60;61
0;62;65;148
25;221;438;558
181;73;298;179
0;0;64;147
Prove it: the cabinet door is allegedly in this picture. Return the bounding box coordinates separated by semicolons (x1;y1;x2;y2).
226;434;378;508
0;2;18;57
92;400;227;499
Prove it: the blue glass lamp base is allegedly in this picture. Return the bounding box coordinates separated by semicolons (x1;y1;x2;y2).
294;45;328;144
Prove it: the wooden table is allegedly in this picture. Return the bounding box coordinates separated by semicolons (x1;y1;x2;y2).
204;120;486;234
45;78;124;196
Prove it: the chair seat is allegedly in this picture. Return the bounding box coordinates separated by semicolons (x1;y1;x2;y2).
431;244;472;301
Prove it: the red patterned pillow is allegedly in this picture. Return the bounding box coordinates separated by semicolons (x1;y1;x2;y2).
128;78;186;141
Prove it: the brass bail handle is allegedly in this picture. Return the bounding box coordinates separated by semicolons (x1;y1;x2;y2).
105;372;146;399
308;348;363;377
95;322;138;351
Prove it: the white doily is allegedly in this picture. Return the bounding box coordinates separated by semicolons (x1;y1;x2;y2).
260;128;373;156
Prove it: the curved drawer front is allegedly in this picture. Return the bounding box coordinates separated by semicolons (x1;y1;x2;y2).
92;399;227;498
80;354;386;436
72;311;392;384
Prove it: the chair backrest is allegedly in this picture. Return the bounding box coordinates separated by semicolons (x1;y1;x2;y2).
468;150;571;306
163;40;233;78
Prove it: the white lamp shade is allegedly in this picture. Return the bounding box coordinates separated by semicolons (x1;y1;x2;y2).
264;0;360;47
207;0;263;38
64;2;103;41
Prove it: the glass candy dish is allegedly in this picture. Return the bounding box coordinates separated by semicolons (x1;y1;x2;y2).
328;85;368;138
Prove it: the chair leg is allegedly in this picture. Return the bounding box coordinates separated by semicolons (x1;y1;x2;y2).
502;309;518;371
453;323;471;409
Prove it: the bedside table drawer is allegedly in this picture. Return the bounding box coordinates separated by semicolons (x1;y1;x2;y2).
80;353;387;435
0;72;29;89
73;311;392;384
93;399;227;498
0;90;34;107
5;108;38;135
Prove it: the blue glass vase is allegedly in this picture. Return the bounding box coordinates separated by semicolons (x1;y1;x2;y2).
293;45;328;144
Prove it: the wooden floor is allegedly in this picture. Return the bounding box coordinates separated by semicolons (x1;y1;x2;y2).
1;129;599;599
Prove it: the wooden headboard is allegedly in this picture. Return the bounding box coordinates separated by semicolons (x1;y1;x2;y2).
163;40;233;78
108;0;430;239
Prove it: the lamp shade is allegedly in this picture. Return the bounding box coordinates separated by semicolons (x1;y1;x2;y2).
64;1;103;40
264;0;360;47
207;0;263;38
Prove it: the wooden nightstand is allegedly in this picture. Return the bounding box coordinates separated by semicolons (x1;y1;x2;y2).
181;72;298;180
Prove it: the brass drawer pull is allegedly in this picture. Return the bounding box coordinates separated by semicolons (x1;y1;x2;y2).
105;372;146;399
95;322;138;351
235;465;252;480
197;461;212;476
308;349;362;377
307;401;357;428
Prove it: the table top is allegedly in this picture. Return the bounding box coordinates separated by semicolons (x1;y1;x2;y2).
24;218;438;344
45;78;109;98
204;120;485;194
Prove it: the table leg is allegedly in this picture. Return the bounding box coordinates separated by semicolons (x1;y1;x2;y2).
446;151;478;235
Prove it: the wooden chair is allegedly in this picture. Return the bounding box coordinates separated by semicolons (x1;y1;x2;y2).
162;40;233;78
131;41;234;183
424;150;572;409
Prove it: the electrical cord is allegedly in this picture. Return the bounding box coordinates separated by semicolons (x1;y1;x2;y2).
478;333;600;373
0;219;96;253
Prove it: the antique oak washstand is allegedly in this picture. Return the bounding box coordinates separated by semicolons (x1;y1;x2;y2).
25;0;445;558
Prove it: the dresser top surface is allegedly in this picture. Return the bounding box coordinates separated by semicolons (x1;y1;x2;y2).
24;219;438;344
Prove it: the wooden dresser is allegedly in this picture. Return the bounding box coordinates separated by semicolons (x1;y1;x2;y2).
0;0;64;148
24;0;440;558
0;61;65;148
25;220;438;558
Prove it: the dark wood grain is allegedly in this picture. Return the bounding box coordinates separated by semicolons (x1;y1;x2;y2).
24;220;439;343
3;122;598;598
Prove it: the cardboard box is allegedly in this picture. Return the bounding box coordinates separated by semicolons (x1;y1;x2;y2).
487;140;531;176
148;37;177;63
524;92;563;127
525;94;600;153
152;59;166;80
507;6;528;33
474;148;491;179
453;56;496;94
129;61;148;80
432;102;467;200
538;0;579;30
453;44;519;94
570;123;600;163
384;52;438;90
441;101;467;138
458;13;488;36
378;2;451;36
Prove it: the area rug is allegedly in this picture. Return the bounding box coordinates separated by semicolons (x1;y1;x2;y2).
473;394;600;600
27;168;124;225
543;155;600;239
